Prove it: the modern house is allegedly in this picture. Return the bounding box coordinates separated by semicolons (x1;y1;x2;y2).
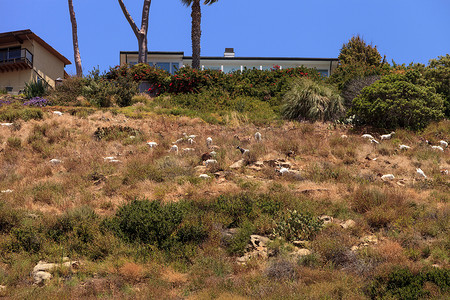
120;48;338;77
0;29;71;94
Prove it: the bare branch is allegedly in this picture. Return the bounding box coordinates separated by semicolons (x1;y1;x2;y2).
140;0;151;35
118;0;140;37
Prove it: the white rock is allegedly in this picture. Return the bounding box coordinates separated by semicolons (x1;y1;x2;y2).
33;271;52;285
290;248;311;258
49;159;61;164
147;141;158;148
108;159;120;163
320;215;333;224
1;189;13;193
341;134;348;138
399;144;411;150
103;156;116;161
0;123;13;126
182;148;195;152
199;174;210;179
341;219;356;229
229;159;245;169
52;111;63;116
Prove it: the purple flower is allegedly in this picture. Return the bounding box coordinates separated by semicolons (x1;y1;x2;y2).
23;97;49;107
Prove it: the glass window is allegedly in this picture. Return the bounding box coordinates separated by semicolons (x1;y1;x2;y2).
223;66;240;73
204;66;221;70
317;69;329;77
8;47;21;60
0;49;6;62
155;62;170;73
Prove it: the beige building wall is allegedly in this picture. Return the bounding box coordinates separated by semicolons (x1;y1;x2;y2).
31;40;65;88
0;38;66;94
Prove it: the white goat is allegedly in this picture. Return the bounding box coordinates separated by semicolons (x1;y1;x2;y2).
362;134;375;140
416;168;427;179
254;132;262;142
380;132;395;140
206;137;213;147
439;140;448;148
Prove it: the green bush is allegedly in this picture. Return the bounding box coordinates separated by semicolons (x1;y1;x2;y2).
24;79;49;99
6;137;22;149
109;199;206;250
11;226;42;253
226;220;255;256
424;54;450;116
272;209;323;241
351;69;444;130
282;78;345;122
50;76;86;106
0;203;22;233
367;267;450;300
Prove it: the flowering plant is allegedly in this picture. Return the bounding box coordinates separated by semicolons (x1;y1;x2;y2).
23;97;50;107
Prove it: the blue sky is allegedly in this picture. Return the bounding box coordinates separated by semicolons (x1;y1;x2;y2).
1;0;449;75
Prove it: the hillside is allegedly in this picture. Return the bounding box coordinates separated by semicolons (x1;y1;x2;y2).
0;104;449;299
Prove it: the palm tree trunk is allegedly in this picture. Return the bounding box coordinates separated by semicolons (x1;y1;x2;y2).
68;0;82;77
191;0;201;69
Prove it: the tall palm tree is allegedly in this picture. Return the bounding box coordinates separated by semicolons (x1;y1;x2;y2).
68;0;82;76
181;0;218;70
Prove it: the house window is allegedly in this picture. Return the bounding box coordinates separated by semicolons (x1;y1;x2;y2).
223;66;240;73
155;62;170;73
317;69;329;77
0;47;21;62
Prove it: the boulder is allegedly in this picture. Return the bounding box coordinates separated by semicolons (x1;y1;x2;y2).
33;271;52;285
319;215;333;224
290;248;311;258
229;159;245;169
340;219;356;229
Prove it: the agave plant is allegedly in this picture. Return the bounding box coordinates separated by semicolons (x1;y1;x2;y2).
282;77;345;122
24;79;49;99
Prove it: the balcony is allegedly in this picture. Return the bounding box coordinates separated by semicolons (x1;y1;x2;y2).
0;48;33;72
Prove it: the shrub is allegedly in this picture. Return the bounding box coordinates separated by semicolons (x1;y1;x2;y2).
424;54;450;116
226;220;255;256
50;76;86;106
311;225;354;266
0;107;43;122
109;199;205;250
11;226;42;253
282;78;345;122
351;69;445;130
341;75;381;108
272;209;323;241
6;137;22;149
24;79;49;99
0;203;22;233
266;258;297;281
367;267;450;300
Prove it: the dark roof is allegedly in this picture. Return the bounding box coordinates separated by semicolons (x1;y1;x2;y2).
121;51;337;62
0;29;71;65
120;51;185;55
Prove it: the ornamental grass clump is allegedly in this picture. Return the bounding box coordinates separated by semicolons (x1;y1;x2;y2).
282;78;345;122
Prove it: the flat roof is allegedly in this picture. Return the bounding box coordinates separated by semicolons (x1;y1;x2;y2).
121;51;337;61
0;29;71;65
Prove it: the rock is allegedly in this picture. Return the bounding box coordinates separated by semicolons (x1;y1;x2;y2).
194;165;207;173
33;271;52;285
290;248;311;258
254;161;264;167
319;215;333;224
1;189;13;193
199;174;210;179
49;158;62;165
351;245;359;252
360;235;378;244
341;219;356;229
249;235;271;249
292;240;309;248
229;159;245;169
248;165;262;171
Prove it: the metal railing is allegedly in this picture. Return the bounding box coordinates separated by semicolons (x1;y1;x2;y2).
0;48;33;67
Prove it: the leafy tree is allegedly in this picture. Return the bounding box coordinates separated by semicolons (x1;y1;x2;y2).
338;35;383;66
181;0;218;69
424;54;450;116
68;0;82;77
118;0;151;64
330;35;389;91
350;69;444;130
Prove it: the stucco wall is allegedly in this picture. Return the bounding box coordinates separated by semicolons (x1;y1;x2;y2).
0;39;66;93
31;40;65;88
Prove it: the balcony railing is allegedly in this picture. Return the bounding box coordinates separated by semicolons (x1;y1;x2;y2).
0;48;33;72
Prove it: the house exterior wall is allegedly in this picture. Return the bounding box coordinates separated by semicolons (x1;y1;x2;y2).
120;51;337;77
0;37;66;94
31;40;65;88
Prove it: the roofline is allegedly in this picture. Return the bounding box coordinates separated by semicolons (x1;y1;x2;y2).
121;51;185;55
121;51;337;61
0;29;71;65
